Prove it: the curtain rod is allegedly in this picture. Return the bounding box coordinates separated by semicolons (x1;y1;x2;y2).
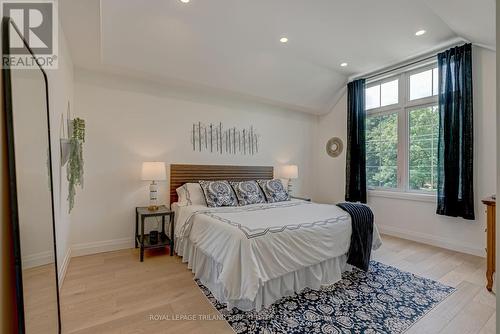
348;37;481;83
362;54;437;81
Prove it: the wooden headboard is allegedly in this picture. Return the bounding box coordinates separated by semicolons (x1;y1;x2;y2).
170;164;274;204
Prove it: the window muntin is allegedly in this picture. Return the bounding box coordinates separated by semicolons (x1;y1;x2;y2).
366;64;438;193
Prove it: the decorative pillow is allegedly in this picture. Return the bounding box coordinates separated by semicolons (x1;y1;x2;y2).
199;180;238;207
230;181;267;206
176;185;188;206
176;183;207;206
257;179;290;203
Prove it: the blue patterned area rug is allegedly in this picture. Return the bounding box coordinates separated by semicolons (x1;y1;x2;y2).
196;261;455;334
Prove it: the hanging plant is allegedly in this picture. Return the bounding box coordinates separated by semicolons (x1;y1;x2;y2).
67;118;85;212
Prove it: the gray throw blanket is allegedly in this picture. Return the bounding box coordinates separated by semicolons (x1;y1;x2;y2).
337;202;374;271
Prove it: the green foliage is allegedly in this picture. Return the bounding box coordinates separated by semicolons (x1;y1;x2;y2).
366;113;398;188
67;118;85;212
408;106;438;191
366;106;438;191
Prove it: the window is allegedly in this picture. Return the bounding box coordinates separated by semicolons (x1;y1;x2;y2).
408;106;438;191
365;79;399;110
366;113;398;188
365;64;438;193
409;67;438;100
365;85;380;110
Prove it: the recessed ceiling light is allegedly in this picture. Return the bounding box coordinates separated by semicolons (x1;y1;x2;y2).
340;62;348;67
280;37;288;43
415;30;426;36
180;0;190;3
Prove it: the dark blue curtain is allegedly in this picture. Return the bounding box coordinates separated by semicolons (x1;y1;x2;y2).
345;79;367;203
436;43;474;220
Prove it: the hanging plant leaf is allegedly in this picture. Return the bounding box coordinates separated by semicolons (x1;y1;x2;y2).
67;118;85;212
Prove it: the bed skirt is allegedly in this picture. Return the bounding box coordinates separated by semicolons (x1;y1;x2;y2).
176;237;352;311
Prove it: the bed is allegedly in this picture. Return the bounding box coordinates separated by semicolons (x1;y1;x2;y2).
170;164;382;311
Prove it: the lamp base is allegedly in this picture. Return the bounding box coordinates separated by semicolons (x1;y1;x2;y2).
287;179;293;196
149;181;159;211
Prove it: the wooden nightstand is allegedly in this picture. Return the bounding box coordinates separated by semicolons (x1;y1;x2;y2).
135;205;175;262
482;197;496;291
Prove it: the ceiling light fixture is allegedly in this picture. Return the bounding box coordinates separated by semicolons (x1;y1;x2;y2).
340;62;348;67
415;30;426;36
280;37;288;43
180;0;190;3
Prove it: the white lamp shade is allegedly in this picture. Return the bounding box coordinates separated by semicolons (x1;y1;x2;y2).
281;165;298;179
141;162;166;181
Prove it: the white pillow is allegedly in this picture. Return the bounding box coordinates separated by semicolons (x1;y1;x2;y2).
176;185;188;206
176;183;207;206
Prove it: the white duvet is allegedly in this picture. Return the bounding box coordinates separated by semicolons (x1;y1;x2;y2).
175;200;382;308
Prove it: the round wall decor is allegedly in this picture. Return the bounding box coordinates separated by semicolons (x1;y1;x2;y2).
326;137;343;157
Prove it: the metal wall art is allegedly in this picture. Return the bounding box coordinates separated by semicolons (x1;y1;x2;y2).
191;122;260;155
326;137;343;158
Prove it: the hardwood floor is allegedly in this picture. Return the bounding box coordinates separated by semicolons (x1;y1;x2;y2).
23;264;59;333
60;235;496;334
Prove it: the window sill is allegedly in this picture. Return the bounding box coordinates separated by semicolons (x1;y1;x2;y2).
368;190;436;203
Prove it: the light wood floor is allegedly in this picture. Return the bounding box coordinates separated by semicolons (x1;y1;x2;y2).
23;264;59;333
60;235;496;334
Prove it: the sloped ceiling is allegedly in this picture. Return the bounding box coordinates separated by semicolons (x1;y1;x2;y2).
60;0;495;115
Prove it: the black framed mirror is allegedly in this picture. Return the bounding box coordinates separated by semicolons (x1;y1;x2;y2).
2;17;61;333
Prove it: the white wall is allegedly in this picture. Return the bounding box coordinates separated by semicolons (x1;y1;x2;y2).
44;23;74;280
315;89;347;203
70;69;317;254
315;46;496;257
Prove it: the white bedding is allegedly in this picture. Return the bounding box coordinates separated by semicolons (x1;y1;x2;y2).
174;200;382;310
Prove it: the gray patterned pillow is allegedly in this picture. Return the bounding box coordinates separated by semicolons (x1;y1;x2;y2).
199;180;238;207
230;181;267;206
257;179;290;203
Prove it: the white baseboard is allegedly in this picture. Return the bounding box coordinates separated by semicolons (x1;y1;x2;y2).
22;251;54;269
71;237;134;257
58;247;71;289
378;224;485;258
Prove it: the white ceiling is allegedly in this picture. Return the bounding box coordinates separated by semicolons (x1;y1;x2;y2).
60;0;495;115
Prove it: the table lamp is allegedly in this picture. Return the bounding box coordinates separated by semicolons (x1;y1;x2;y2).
281;165;298;196
141;162;166;211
